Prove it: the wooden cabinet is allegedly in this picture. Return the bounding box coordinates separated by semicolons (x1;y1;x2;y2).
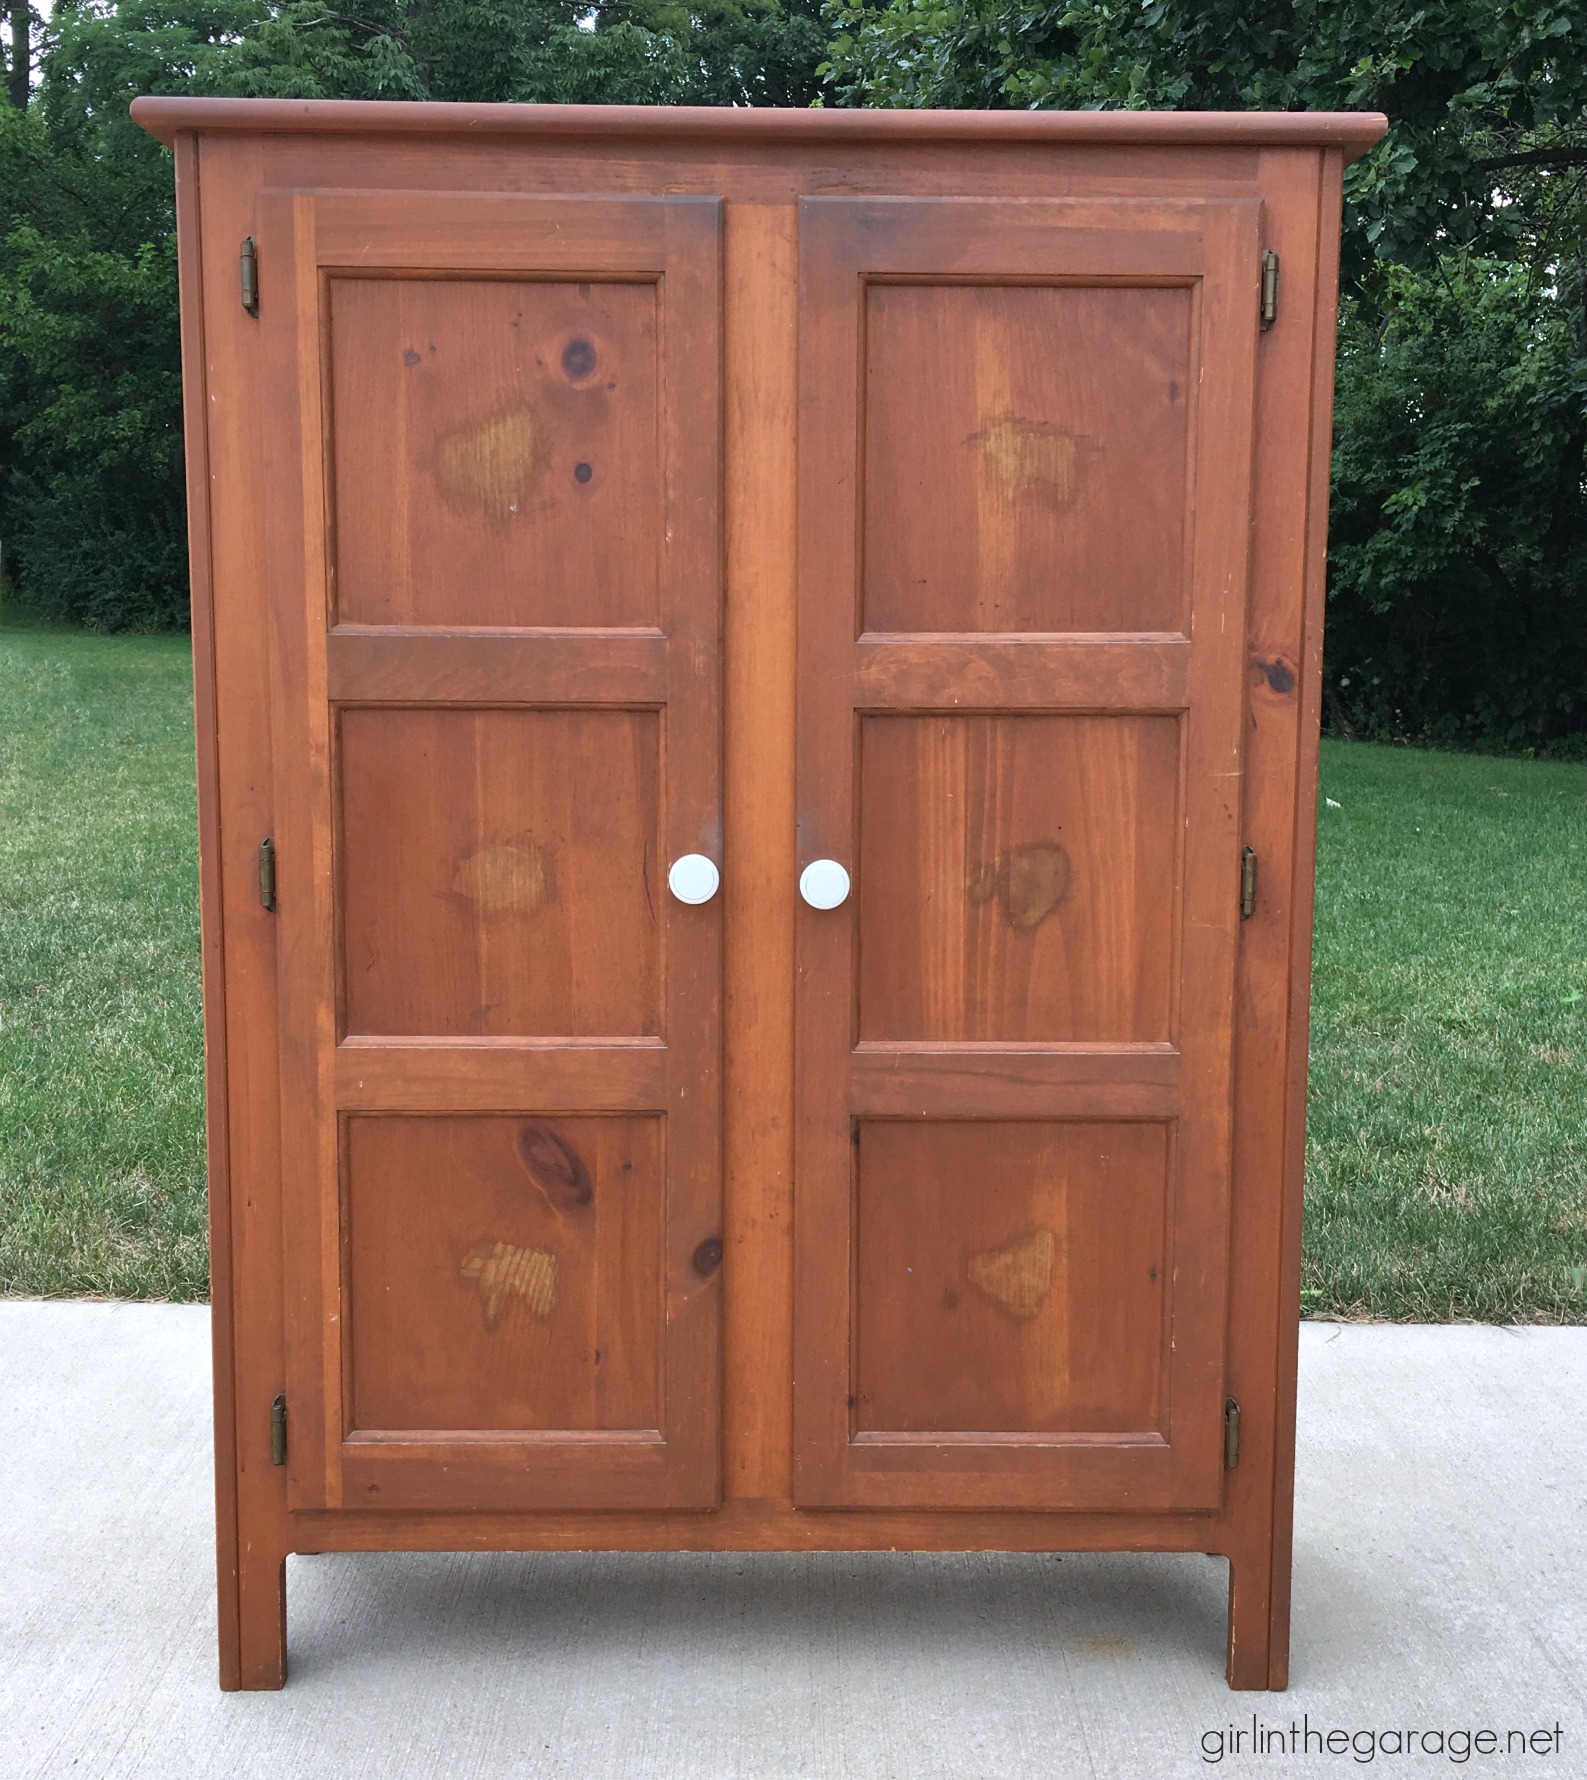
133;96;1385;1692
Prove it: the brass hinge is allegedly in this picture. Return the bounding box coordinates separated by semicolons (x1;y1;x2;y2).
1224;1397;1242;1470
240;236;259;317
1260;250;1280;331
258;836;276;912
269;1393;287;1467
1239;845;1258;920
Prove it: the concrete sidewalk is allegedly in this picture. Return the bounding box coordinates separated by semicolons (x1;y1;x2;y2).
2;1303;1583;1779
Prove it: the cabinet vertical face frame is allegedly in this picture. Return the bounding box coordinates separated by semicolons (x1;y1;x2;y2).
793;197;1261;1512
260;190;725;1513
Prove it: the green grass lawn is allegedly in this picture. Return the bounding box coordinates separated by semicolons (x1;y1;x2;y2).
2;610;1584;1319
0;609;206;1300
1309;741;1587;1321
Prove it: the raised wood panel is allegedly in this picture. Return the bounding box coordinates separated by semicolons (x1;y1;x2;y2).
855;1120;1168;1435
346;1114;662;1433
329;276;660;629
863;283;1193;634
856;714;1180;1043
338;707;661;1039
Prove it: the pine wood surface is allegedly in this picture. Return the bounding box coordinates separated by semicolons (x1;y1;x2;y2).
147;103;1384;1691
134;96;1387;153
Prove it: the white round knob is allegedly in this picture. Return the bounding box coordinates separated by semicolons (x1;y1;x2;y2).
668;854;720;906
799;859;851;910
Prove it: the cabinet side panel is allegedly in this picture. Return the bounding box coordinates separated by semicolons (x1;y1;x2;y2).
172;128;243;1690
197;133;293;1684
1222;147;1335;1689
1271;147;1346;1689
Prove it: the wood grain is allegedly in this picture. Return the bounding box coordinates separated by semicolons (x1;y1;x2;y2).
346;1115;662;1434
854;636;1189;711
338;705;662;1039
793;195;1257;1514
327;629;667;706
172;129;262;1690
283;1497;1242;1553
721;202;799;1499
329;274;660;629
192;133;294;1690
856;714;1180;1043
153;109;1369;1691
1219;145;1339;1692
260;187;725;1518
848;1044;1178;1119
855;1121;1168;1436
863;282;1192;634
334;1039;666;1112
133;96;1389;156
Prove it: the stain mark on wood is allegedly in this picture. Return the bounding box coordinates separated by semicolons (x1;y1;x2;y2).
453;839;551;918
968;416;1099;512
968;841;1072;931
516;1121;594;1212
436;408;539;521
460;1239;559;1329
967;1228;1057;1320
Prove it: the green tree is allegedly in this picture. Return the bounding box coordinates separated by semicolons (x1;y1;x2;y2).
821;0;1587;301
1328;262;1587;748
5;0;34;109
822;0;1587;747
0;0;825;629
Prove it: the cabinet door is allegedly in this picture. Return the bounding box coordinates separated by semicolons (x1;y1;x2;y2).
793;197;1259;1511
261;191;723;1512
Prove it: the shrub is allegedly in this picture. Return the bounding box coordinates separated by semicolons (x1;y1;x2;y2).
1327;261;1587;752
0;213;185;631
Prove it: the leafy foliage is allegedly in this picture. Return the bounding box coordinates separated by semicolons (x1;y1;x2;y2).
0;0;825;629
0;211;187;629
822;0;1587;748
821;0;1587;298
1328;262;1587;750
6;0;1587;754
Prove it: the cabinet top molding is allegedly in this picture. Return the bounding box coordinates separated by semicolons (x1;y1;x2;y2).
131;97;1388;160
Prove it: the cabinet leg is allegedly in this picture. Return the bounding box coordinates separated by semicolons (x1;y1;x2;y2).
220;1544;288;1691
1225;1544;1289;1691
